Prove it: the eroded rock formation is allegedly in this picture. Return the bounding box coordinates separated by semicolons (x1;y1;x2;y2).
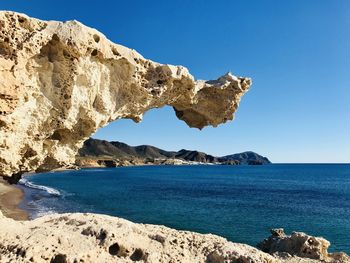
0;11;349;263
0;11;251;180
1;212;349;263
0;211;277;263
258;229;350;263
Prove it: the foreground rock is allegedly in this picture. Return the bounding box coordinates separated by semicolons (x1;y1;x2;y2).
0;211;277;263
0;11;251;181
258;229;350;263
1;212;348;263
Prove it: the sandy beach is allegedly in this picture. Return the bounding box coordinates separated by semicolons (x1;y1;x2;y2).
0;178;28;221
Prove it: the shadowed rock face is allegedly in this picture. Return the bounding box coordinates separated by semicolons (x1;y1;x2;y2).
0;11;251;179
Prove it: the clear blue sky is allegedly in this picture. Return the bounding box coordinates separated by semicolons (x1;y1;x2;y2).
2;0;350;162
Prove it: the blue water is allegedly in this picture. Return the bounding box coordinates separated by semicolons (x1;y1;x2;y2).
18;164;350;253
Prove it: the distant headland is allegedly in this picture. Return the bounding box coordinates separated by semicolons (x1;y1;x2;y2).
76;138;271;167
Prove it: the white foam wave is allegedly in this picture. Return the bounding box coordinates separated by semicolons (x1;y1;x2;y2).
19;178;61;196
34;208;57;218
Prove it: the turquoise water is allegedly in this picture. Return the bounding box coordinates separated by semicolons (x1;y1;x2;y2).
19;164;350;253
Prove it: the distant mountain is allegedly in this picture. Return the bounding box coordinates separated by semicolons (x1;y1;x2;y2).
175;149;218;163
78;138;271;165
219;151;271;165
79;139;176;159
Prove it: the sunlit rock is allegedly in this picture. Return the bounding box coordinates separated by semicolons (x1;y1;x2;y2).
0;11;251;180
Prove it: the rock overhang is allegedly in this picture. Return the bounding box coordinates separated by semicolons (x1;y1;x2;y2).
0;11;251;179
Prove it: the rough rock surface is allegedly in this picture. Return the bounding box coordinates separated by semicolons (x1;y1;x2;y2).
258;229;350;263
0;211;277;263
1;11;348;263
0;11;251;179
1;212;348;263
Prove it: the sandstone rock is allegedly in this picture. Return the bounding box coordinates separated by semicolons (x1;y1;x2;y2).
1;10;348;263
1;211;348;263
0;211;277;263
0;11;251;180
258;228;350;263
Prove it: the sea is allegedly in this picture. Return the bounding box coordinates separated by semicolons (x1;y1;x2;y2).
17;164;350;254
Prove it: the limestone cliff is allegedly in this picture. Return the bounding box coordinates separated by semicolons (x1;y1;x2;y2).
0;11;251;179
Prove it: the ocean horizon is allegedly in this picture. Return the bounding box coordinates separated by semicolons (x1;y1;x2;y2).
1;2;349;261
18;164;350;254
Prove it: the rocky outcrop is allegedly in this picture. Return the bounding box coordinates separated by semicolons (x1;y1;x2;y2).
0;212;348;263
175;149;217;163
258;229;350;263
0;211;277;263
0;11;251;180
1;11;347;263
218;151;271;165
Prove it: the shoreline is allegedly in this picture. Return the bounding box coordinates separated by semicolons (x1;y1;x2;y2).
0;212;348;262
0;178;28;221
0;169;349;262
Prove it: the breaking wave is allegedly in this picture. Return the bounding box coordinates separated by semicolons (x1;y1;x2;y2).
18;178;61;196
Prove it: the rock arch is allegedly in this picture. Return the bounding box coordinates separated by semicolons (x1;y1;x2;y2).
0;11;251;180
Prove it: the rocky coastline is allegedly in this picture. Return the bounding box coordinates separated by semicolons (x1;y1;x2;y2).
74;138;270;168
0;11;349;263
0;211;349;263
